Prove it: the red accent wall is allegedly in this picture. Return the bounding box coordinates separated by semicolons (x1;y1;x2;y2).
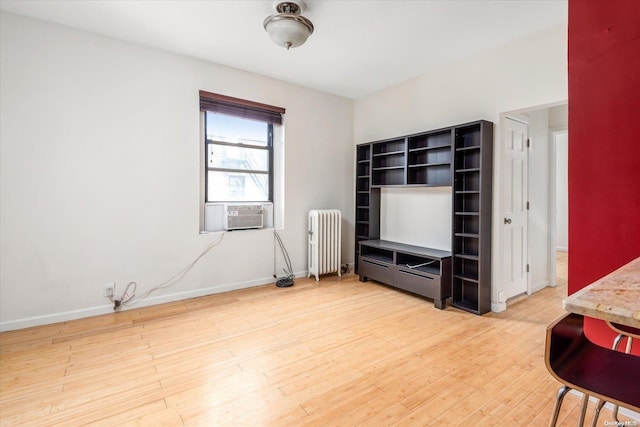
568;0;640;353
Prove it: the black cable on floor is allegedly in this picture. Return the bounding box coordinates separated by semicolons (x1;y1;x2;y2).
274;230;294;287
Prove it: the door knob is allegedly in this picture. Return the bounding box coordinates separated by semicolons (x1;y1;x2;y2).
504;218;512;224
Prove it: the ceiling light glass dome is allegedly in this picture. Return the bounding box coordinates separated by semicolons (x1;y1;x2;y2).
264;1;314;50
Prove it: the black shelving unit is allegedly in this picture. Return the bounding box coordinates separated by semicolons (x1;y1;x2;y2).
355;144;380;272
354;120;492;315
451;121;493;314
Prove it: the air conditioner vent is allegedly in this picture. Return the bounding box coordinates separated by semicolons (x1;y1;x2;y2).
224;204;264;230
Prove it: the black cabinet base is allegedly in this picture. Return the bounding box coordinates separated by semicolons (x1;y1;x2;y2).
358;274;448;310
358;240;451;310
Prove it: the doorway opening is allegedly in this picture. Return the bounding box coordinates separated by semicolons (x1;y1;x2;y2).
497;102;568;311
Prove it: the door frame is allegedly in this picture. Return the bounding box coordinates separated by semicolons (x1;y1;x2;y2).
493;101;568;313
548;126;569;287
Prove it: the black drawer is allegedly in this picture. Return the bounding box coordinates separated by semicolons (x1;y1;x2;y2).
359;256;394;284
394;267;441;299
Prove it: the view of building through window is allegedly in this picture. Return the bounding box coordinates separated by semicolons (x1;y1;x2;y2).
205;112;272;202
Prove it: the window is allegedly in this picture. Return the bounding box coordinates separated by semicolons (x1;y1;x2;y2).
200;91;285;231
200;91;284;203
204;113;272;202
228;175;246;197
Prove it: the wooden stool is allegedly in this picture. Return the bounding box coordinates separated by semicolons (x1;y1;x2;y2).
545;313;640;427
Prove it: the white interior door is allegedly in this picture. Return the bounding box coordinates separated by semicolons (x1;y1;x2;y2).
503;118;529;299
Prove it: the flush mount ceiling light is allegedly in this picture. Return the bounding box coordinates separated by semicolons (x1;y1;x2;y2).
263;0;314;50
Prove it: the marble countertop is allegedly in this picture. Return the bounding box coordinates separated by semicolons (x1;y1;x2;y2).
563;257;640;328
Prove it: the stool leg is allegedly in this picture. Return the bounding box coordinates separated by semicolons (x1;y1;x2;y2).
608;336;633;422
549;385;571;427
612;404;620;423
577;393;589;426
612;333;624;350
590;399;605;427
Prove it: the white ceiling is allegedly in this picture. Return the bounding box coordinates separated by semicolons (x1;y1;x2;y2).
0;0;567;99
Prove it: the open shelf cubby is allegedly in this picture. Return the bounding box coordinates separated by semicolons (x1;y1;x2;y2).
396;252;441;276
371;138;406;186
407;164;451;186
407;130;452;186
356;161;370;177
356;177;369;192
372;168;404;186
356;192;369;207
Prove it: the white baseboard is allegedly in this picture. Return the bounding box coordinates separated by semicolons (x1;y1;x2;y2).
492;302;507;312
0;269;308;332
531;280;549;294
0;305;116;333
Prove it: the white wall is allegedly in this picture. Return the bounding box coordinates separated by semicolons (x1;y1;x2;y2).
0;12;354;330
354;24;568;310
381;187;452;251
549;104;569;129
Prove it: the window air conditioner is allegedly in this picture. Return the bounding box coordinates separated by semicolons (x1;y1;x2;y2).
224;204;264;230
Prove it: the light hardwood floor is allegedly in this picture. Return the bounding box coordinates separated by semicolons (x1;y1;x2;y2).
0;252;635;426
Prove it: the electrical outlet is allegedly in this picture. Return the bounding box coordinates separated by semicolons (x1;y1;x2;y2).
104;283;115;298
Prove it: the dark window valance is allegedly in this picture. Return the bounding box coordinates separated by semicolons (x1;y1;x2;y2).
199;90;285;125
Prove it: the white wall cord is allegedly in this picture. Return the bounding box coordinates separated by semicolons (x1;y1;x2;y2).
116;231;226;309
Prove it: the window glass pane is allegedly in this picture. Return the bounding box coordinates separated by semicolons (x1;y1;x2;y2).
206;112;269;146
207;171;269;202
207;144;269;171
